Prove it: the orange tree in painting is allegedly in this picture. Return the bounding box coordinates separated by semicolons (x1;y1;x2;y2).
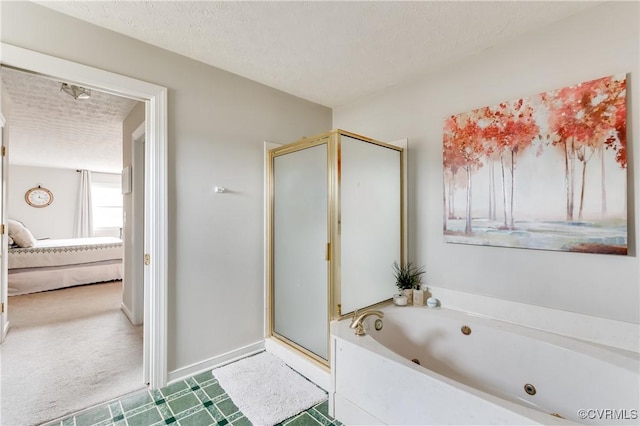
443;118;463;225
482;100;539;229
545;75;626;221
604;78;627;170
444;101;539;234
443;114;484;234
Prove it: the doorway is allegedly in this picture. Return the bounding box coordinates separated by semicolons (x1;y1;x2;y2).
0;42;168;408
0;67;145;423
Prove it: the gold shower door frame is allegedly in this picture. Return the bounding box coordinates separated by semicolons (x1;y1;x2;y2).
267;129;405;368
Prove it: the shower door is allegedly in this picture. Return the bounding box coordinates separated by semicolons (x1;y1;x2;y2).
339;135;402;314
270;139;330;361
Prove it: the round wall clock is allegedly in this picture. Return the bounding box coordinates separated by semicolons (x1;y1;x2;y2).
25;185;53;208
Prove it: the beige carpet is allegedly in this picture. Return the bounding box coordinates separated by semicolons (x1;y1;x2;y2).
0;281;144;426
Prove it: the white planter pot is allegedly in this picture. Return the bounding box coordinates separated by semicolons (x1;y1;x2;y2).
401;289;413;305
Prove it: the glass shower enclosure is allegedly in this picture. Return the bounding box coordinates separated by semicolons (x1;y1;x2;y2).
267;130;404;365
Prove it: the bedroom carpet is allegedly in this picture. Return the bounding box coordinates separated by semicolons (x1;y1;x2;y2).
0;281;144;426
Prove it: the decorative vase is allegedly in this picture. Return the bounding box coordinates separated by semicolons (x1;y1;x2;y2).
401;289;413;305
413;289;425;306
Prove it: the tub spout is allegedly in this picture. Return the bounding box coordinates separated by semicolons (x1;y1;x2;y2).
349;310;384;336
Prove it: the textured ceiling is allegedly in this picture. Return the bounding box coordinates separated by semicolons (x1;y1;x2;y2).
3;1;600;173
1;67;139;173
36;1;599;108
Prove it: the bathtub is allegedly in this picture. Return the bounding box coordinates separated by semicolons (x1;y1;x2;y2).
329;305;639;425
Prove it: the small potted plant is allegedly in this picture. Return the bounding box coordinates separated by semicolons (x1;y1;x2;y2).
392;261;425;306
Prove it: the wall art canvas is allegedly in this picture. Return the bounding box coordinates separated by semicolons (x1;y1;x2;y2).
443;74;627;255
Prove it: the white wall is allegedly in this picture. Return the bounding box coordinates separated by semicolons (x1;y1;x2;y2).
333;2;639;325
8;165;78;239
1;2;332;373
8;165;122;240
122;101;145;324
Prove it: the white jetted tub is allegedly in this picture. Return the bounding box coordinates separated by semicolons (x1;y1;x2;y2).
330;305;639;425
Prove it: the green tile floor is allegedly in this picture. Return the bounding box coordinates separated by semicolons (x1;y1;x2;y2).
44;370;341;426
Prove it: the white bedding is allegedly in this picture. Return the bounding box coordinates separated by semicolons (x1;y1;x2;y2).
9;237;123;269
8;260;123;296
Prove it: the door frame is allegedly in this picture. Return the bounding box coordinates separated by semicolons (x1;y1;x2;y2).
0;43;169;388
130;122;146;326
0;111;7;342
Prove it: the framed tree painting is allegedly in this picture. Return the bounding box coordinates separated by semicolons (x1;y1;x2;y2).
443;74;627;255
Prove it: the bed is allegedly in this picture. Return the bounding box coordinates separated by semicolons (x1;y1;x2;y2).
8;237;123;296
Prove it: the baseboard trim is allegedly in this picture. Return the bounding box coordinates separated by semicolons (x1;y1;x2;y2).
120;303;135;325
167;341;265;384
3;319;10;339
428;286;639;353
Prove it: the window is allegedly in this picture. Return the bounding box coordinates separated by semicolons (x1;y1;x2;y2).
92;180;123;230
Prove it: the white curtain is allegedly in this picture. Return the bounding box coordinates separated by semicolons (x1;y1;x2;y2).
74;170;94;238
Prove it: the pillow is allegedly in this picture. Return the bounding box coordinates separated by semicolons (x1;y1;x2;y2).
7;219;24;237
8;219;36;248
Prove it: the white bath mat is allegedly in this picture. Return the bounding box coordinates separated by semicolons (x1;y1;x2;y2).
212;351;326;426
